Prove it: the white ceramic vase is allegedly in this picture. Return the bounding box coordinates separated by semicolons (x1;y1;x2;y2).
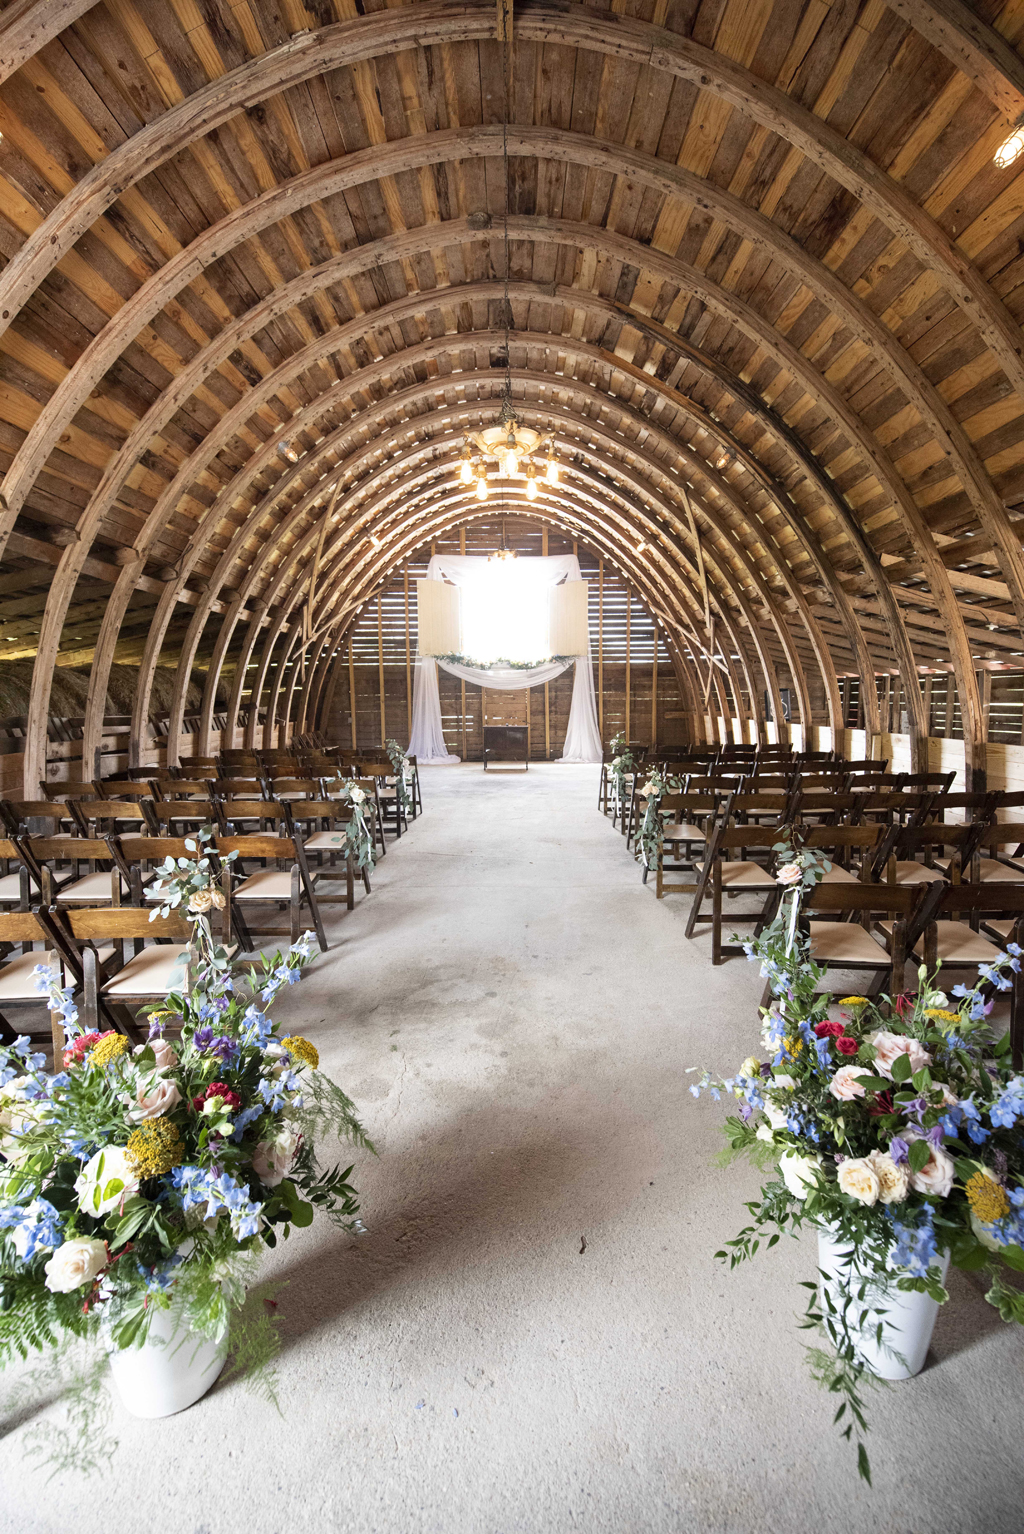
816;1223;950;1380
107;1299;227;1418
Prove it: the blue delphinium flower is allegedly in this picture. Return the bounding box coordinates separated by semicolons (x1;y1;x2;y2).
889;1136;909;1165
990;1077;1024;1129
0;1196;63;1261
888;1204;938;1278
171;1165;263;1240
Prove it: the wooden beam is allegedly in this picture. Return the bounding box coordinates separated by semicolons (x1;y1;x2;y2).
0;0;98;88
885;0;1024;121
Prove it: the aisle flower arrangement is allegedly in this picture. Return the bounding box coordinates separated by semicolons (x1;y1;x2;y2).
326;778;376;870
634;767;682;870
607;731;635;815
0;833;371;1445
690;837;1024;1482
386;738;413;819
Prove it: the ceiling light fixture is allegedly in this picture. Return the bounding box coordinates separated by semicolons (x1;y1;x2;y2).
995;122;1024;168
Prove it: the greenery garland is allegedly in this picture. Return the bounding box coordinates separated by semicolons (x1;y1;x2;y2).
385;738;413;818
634;767;683;869
433;652;575;671
326;779;377;870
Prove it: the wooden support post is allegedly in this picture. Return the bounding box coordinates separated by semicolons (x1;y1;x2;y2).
625;583;632;745
460;525;467;759
945;675;955;739
404;563;412;741
598;557;604;741
542;525;549;760
923;674;933;736
348;640;357;750
651;626;658;750
377;592;386;748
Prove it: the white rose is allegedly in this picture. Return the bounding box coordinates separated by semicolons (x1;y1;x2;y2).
763;1100;790;1130
44;1236;108;1293
776;862;803;887
779;1150;822;1201
251;1127;301;1188
828;1065;872;1101
639;780;655;798
74;1146;140;1216
869;1029;932;1080
738;1057;761;1081
837;1157;881;1206
349;787;366;803
755;1124;776;1143
866;1149;909;1205
771;1074;797;1091
905;1135;955;1198
130;1076;181;1122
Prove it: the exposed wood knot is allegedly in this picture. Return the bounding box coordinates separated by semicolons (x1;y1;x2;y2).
112;547;138;566
467;211;492;229
50;528;79;547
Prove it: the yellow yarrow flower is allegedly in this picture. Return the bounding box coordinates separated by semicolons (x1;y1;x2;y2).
966;1171;1010;1224
924;1008;961;1024
125;1119;184;1179
89;1033;130;1068
282;1035;319;1071
839;996;869;1007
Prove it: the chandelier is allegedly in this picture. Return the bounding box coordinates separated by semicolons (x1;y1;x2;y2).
454;0;560;507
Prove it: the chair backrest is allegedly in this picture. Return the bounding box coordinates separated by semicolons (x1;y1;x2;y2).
216;832;296;861
803;823;882;866
794;773;850;792
0;909;51;945
27;834;111;863
802;881;938;917
725;792;792;818
972;823;1024;856
266;778;321;797
658;793;719;819
715;823;788;853
898;771;956;792
218;799;289;827
59;906;195;942
73;798;153;826
2;800;80;832
683;775;742;793
117;835;196;864
793;791;858;819
146;801;221;829
843;758;888;773
213;778;267;798
92;780;155;800
153;779;212;799
742;773;791;791
932;882;1024;917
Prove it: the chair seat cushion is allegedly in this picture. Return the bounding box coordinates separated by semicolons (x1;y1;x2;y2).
808;921;886;965
976;856;1024;882
662;823;706;843
0;871;23;903
719;861;776;888
56;869;153;904
820;865;858;883
890;861;944;885
304;831;350;851
103;942;233;997
917;921;1004;965
984;919;1018;941
0;949;61;999
234;868;294;900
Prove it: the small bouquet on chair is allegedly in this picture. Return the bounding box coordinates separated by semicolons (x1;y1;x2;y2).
691;838;1024;1484
328;779;377;870
0;837;372;1450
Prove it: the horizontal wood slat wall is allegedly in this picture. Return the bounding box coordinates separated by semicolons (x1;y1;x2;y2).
328;517;685;759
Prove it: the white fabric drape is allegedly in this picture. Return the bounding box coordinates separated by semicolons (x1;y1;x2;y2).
407;556;602;764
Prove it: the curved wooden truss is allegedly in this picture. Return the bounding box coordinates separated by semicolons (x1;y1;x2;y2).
2;0;1024;783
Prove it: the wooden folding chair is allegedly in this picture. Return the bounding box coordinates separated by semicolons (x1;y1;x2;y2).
91;779;156;801
324;778;386;857
2;798;89;836
284;799;370;909
217;831;328;952
897;770;956;795
0;835;34;910
359;764;408;838
0;909;81;1064
879;821;987;887
652;792;721;898
146;797;225;836
963;823;1024;885
784;880;944;1006
52;905;203;1035
24;834;129;909
216;797;287;834
913;885;1024;1064
700;823;789;958
71;797;157;836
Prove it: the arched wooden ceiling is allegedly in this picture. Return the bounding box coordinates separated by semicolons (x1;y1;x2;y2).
1;0;1024;782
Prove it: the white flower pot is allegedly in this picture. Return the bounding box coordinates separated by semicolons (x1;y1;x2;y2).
816;1223;950;1381
107;1300;227;1418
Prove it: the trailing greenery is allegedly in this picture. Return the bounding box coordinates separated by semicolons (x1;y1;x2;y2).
324;778;377;870
433;653;574;671
632;766;683;870
385;738;413;818
690;832;1024;1484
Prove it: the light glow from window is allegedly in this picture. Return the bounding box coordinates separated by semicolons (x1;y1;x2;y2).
460;560;552;663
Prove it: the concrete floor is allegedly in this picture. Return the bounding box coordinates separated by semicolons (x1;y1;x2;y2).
2;763;1023;1533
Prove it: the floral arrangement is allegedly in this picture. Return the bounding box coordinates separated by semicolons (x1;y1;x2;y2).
325;778;376;871
0;836;371;1436
634;766;682;870
690;837;1024;1482
385;738;413;819
606;731;635;812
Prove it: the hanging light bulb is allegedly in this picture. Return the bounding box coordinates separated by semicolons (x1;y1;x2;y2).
476;472;488;501
526;468;538;501
995;124;1024;168
278;440;299;464
546;453;559;485
459;442;474;483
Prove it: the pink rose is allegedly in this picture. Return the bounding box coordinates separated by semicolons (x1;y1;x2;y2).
776;862;802;887
252;1127;301;1188
131;1076;181;1122
905;1134;955;1197
868;1029;932;1080
150;1038;177;1070
828;1064;872;1101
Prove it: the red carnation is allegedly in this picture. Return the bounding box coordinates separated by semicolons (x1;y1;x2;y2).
63;1031;106;1068
814;1021;845;1039
192;1081;242;1114
835;1035;860;1056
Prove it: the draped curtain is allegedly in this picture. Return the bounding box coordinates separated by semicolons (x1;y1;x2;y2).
408;555;602;764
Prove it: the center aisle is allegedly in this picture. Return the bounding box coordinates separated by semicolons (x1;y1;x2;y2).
5;765;1023;1533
